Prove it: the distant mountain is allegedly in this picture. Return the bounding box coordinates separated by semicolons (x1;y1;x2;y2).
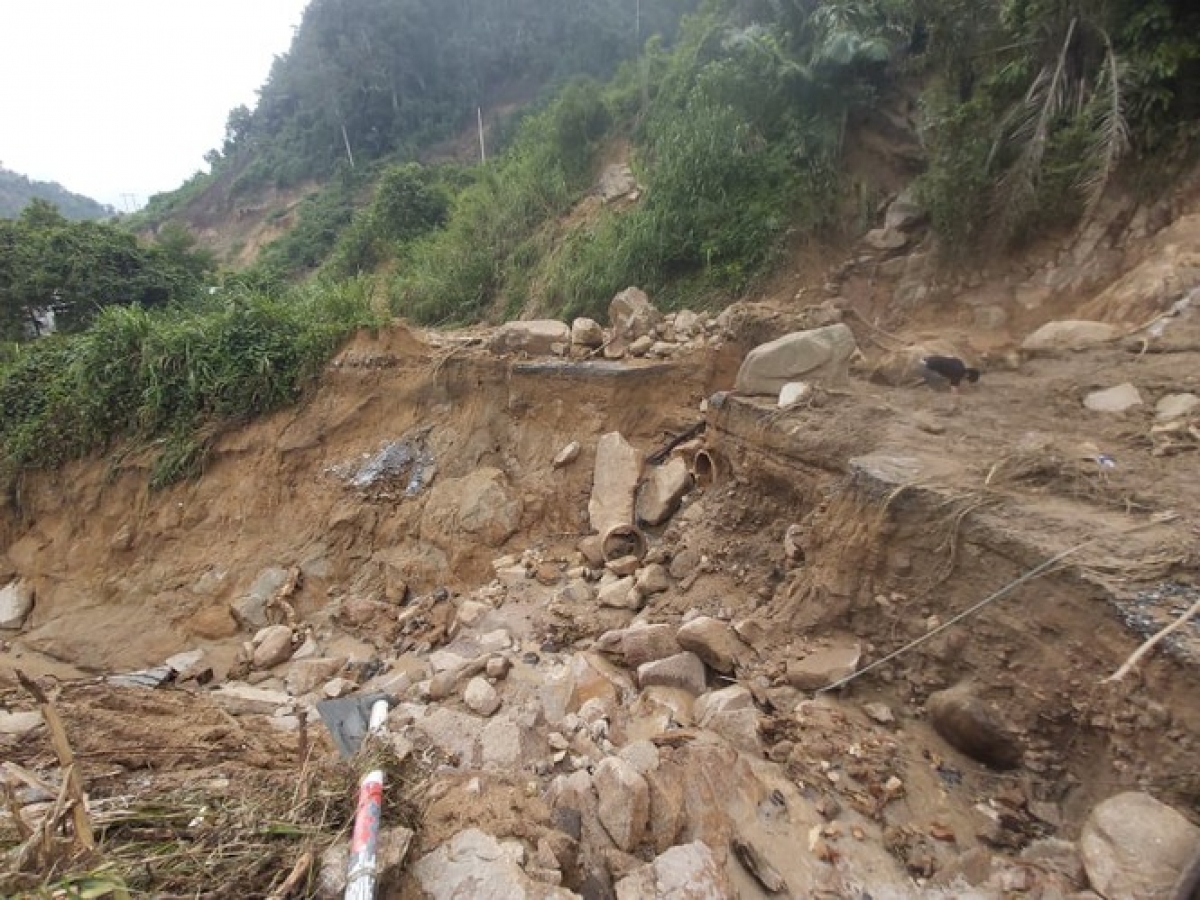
0;167;115;220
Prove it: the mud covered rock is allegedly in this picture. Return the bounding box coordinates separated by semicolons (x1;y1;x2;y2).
926;684;1022;770
1080;792;1200;900
734;323;858;395
423;468;523;549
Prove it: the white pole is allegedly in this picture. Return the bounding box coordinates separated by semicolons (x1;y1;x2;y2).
478;107;487;164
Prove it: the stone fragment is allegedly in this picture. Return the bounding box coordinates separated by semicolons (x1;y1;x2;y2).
1085;383;1143;413
863;702;895;725
615;841;732;899
464;676;502;717
0;579;34;629
414;707;484;767
252;625;294;669
786;645;861;691
0;710;43;736
1080;792;1200;900
589;432;643;535
637;652;707;696
554;441;582;468
734;324;858;395
422;468;522;549
1021;320;1119;354
607;555;641;578
210;684;290;716
594;757;651;851
630;335;655;357
694;685;754;725
926;683;1022;769
636;458;692;527
322;677;356;698
489;320;571;356
865;227;909;251
619;739;661;775
885;188;927;232
676;617;746;674
598;164;638;203
481;717;529;770
668;549;700;580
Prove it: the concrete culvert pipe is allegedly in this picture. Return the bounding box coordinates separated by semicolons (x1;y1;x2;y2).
691;449;725;488
601;525;647;562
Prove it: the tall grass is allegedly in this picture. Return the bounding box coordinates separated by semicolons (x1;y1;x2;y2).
0;279;381;489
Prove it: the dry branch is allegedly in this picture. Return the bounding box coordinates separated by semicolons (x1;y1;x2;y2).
1103;595;1200;683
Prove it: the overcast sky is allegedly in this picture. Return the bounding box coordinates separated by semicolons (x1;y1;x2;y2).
0;0;310;210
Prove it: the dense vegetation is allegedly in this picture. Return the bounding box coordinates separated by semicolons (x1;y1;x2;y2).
0;282;379;489
1;201;216;342
0;167;115;221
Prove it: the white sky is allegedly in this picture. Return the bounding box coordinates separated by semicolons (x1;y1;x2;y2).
0;0;310;210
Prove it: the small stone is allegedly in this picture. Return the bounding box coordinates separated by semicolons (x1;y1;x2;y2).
464;677;502;717
863;702;895;725
553;442;582;468
769;741;794;763
1084;383;1143;413
598;576;639;610
778;382;812;407
629;335;655;357
1156;393;1200;421
0;710;43;736
456;599;489;628
285;658;347;696
571;318;604;348
486;656;511;680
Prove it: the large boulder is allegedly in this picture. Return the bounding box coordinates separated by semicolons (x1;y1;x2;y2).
596;624;682;669
423;468;523;549
636;458;693;527
488;320;570;356
589;432;643;535
1080;792;1200;900
735;323;858;395
0;579;35;629
609;288;662;350
1022;320;1120;354
676;617;747;675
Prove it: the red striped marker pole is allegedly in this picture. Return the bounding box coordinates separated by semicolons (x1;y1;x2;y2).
345;699;390;900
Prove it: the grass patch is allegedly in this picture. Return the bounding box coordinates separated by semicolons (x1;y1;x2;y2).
0;279;381;490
